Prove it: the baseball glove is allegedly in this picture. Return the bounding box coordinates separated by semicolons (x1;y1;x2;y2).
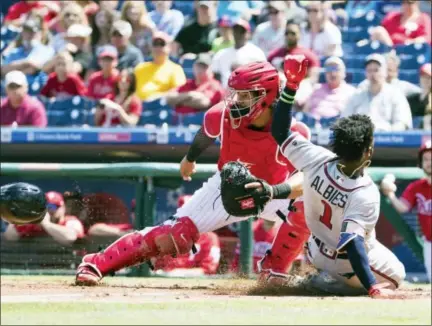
0;182;47;225
220;161;272;217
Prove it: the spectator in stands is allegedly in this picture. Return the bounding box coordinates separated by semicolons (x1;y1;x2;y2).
230;219;278;274
173;1;218;57
380;141;432;282
90;7;120;50
342;54;413;131
90;20;144;74
1;70;47;127
1;19;55;78
211;16;234;53
217;0;264;21
408;63;431;129
283;0;307;25
94;68;142;127
211;18;266;87
3;0;60;27
74;0;99;17
358;52;421;97
98;0;119;11
2;191;84;246
135;32;186;101
149;1;185;40
267;21;320;84
370;0;431;46
303;56;355;120
299;1;343;57
43;24;94;79
252;1;287;57
121;1;156;57
49;2;88;53
87;45;119;100
165;53;224;114
40;52;87;99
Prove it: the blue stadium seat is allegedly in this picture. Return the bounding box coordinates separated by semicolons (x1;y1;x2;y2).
342;27;370;43
46;96;90;126
348;11;380;28
181;58;196;79
354;41;392;55
344;55;367;70
138;108;174;126
27;72;48;96
346;69;365;84
294;112;317;129
319;116;340;129
398;54;426;70
412;116;424;129
395;43;431;62
172;1;195;18
0;25;20;42
399;69;419;85
177;112;205;126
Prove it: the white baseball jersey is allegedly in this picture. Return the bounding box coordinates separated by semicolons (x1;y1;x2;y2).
280;132;380;250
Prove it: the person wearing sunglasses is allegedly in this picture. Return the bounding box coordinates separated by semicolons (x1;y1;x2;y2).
2;191;84;246
135;32;186;101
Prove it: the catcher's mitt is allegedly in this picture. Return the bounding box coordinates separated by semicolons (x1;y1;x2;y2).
0;182;47;225
220;161;273;217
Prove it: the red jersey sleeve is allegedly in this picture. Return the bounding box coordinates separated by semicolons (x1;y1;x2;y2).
127;96;142;116
400;180;419;211
203;102;225;138
40;74;55;97
71;74;87;96
15;224;44;237
86;74;96;99
4;2;29;21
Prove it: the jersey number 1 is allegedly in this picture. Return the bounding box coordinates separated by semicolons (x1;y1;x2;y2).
319;200;333;230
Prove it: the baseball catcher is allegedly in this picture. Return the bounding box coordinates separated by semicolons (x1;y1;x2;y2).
1;182;47;225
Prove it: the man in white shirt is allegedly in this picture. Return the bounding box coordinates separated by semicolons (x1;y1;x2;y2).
342;54;412;131
252;1;287;57
211;18;266;87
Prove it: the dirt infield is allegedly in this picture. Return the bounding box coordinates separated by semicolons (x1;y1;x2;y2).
1;275;430;303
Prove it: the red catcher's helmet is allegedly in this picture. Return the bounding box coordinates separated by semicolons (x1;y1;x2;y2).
419;139;432;165
226;61;280;127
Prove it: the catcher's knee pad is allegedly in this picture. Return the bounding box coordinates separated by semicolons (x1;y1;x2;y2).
258;202;310;275
82;216;199;276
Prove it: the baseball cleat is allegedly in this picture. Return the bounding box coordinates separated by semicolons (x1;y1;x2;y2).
75;262;102;286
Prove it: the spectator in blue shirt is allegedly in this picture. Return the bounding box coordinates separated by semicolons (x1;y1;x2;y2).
149;1;185;39
1;19;55;78
217;1;264;21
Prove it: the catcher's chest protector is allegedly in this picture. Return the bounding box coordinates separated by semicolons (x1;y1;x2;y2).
219;122;292;185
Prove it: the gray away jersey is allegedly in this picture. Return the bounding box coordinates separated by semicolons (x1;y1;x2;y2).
280;132;380;249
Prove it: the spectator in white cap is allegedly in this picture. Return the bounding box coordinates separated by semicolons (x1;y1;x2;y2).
252;1;287;57
0;71;47;127
342;54;412;131
43;24;94;78
211;18;266;87
358;51;421;98
304;56;356;120
89;20;144;74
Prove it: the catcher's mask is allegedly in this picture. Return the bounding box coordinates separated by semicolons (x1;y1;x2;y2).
226;61;280;128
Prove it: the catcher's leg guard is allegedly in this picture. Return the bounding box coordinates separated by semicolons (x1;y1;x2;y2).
258;202;310;284
75;216;199;285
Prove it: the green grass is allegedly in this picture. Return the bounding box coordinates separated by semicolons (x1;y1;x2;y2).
1;276;431;325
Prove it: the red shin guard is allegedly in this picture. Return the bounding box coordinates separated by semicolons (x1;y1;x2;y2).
82;216;199;276
259;202;310;275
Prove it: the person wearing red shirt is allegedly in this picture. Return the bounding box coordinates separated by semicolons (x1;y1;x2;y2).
381;140;432;282
2;191;84;246
151;195;221;276
87;45;120;100
94;68;142;127
230;219;277;274
267;21;320;83
4;1;60;26
40;52;87;99
1;70;47;127
371;0;431;46
165;53;225;115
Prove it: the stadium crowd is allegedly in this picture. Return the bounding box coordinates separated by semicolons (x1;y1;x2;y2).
0;0;431;130
0;0;431;278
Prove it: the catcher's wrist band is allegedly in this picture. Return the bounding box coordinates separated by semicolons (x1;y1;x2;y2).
280;87;296;104
271;183;292;199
